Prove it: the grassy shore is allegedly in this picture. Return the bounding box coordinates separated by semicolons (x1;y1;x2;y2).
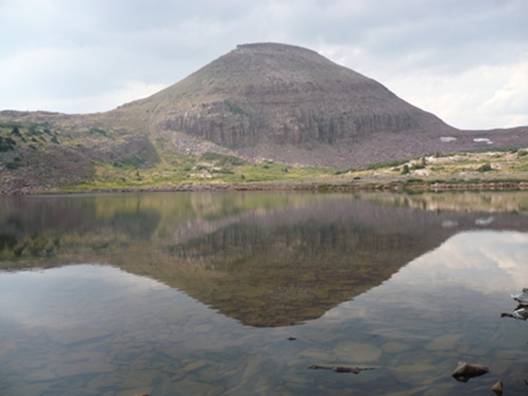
42;149;528;194
2;119;528;194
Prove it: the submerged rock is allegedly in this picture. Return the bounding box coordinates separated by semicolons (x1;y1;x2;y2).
452;361;489;382
491;380;503;395
334;366;361;374
308;364;375;374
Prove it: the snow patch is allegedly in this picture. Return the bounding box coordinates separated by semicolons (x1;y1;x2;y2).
442;220;459;228
440;136;457;143
476;216;495;226
473;138;493;144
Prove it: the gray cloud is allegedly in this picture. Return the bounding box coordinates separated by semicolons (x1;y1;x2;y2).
0;0;526;128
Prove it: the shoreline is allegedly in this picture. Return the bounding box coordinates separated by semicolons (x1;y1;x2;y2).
3;179;528;196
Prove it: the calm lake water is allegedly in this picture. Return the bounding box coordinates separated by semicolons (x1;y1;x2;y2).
1;191;528;395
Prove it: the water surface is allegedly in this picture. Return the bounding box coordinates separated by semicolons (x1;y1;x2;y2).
1;191;528;395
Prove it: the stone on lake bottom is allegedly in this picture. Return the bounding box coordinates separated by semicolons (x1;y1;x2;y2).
451;361;489;382
491;380;503;395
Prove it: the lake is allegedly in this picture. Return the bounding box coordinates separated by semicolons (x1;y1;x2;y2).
1;191;528;395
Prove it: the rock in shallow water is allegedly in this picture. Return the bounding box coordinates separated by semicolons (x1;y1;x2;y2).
308;364;375;374
491;380;503;395
451;361;489;382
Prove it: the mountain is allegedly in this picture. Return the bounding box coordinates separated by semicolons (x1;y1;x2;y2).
118;43;454;145
1;42;527;193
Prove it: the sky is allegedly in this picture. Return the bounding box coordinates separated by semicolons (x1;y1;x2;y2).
0;0;526;129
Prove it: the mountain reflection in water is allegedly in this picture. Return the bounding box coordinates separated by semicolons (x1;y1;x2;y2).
2;192;528;327
3;192;528;395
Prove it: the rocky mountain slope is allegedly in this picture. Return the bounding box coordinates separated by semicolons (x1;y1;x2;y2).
1;42;527;193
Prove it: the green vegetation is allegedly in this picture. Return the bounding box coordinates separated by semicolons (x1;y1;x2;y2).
89;127;108;137
478;163;493;172
67;152;332;192
3;115;528;194
200;152;246;166
0;136;16;152
224;100;247;116
11;126;21;137
116;155;147;168
57;145;528;193
366;159;408;170
0;121;65;152
5;161;20;170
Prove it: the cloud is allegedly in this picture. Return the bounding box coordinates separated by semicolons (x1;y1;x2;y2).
381;60;528;129
31;80;169;114
403;231;528;293
0;0;526;128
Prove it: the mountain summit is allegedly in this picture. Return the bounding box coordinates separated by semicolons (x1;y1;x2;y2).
117;42;454;158
1;42;527;192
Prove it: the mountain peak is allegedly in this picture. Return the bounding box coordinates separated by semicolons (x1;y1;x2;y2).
122;41;453;155
235;42;320;55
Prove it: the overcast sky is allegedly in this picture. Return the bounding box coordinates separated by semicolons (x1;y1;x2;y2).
0;0;526;129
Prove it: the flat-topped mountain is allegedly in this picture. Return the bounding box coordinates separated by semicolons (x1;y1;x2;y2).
1;42;527;193
119;42;453;146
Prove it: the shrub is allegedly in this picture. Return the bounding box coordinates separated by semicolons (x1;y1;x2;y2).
28;124;47;136
0;136;16;152
120;156;146;168
200;152;245;166
478;163;493;172
211;167;234;174
367;159;407;170
401;164;410;175
11;127;21;137
224;100;246;116
89;127;108;136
